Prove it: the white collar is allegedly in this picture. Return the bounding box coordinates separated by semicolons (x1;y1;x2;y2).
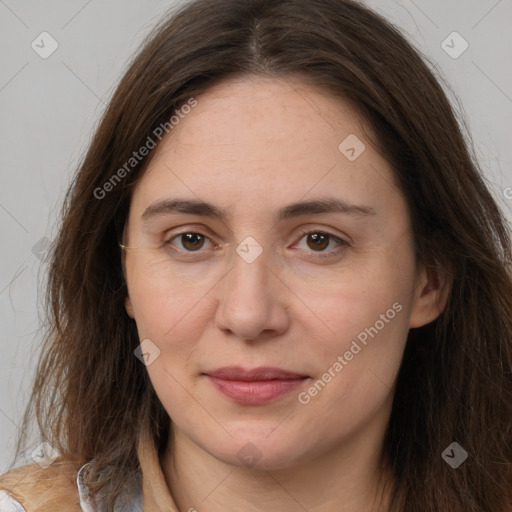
76;462;143;512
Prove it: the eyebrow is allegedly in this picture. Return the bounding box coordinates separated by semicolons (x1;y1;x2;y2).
141;197;376;224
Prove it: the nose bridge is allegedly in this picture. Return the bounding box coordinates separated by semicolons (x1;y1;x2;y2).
215;239;288;339
227;239;271;306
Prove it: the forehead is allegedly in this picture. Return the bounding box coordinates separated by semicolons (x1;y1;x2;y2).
129;75;404;224
167;75;365;154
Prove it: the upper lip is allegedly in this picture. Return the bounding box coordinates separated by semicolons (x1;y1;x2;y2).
205;366;308;381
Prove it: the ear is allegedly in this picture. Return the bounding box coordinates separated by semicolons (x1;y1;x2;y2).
409;263;451;328
120;224;135;319
125;296;135;319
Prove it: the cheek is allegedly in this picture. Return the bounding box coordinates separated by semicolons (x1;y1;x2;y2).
293;247;415;343
296;295;409;444
128;280;216;419
305;291;409;399
130;286;215;356
126;254;217;337
295;245;415;400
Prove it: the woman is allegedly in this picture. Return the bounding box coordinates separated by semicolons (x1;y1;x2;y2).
1;0;511;510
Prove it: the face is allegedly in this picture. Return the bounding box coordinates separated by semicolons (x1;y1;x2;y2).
123;75;445;470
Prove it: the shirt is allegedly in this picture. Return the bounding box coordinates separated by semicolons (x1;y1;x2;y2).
0;424;180;511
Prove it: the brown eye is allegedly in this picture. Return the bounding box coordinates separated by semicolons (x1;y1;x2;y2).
294;230;350;259
181;233;205;251
306;233;330;251
167;232;212;252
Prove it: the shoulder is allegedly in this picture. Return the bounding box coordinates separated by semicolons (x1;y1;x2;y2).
0;459;82;511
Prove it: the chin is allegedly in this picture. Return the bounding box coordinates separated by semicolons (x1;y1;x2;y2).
201;430;311;471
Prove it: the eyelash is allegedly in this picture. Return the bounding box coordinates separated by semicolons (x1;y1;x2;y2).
162;229;351;259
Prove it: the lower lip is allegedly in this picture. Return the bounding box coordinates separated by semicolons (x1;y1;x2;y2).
207;376;307;404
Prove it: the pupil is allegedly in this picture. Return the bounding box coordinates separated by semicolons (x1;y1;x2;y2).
183;233;204;251
308;233;328;251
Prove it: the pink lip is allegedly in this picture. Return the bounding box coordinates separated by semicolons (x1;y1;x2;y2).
204;366;309;405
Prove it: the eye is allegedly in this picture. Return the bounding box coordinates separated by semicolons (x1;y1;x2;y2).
165;232;218;252
162;229;350;258
293;230;350;258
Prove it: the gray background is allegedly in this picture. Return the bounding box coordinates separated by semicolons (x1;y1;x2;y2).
1;0;511;472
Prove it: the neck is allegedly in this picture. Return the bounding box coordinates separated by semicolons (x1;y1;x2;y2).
160;414;394;512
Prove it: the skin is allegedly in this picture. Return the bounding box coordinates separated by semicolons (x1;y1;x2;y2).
123;75;450;512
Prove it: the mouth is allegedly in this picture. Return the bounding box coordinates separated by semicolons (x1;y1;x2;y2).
203;366;310;405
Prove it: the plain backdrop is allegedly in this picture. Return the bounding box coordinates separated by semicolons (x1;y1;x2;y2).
1;0;511;472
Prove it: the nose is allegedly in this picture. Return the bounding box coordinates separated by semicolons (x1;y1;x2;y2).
214;245;290;341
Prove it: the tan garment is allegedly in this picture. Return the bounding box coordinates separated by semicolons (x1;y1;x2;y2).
0;458;81;511
0;424;179;511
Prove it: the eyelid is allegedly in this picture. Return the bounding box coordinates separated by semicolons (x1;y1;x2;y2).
163;224;220;244
290;228;351;259
164;231;222;252
163;225;351;258
293;226;352;246
162;223;351;243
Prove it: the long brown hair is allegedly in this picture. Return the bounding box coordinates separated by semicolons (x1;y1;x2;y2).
10;0;512;510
